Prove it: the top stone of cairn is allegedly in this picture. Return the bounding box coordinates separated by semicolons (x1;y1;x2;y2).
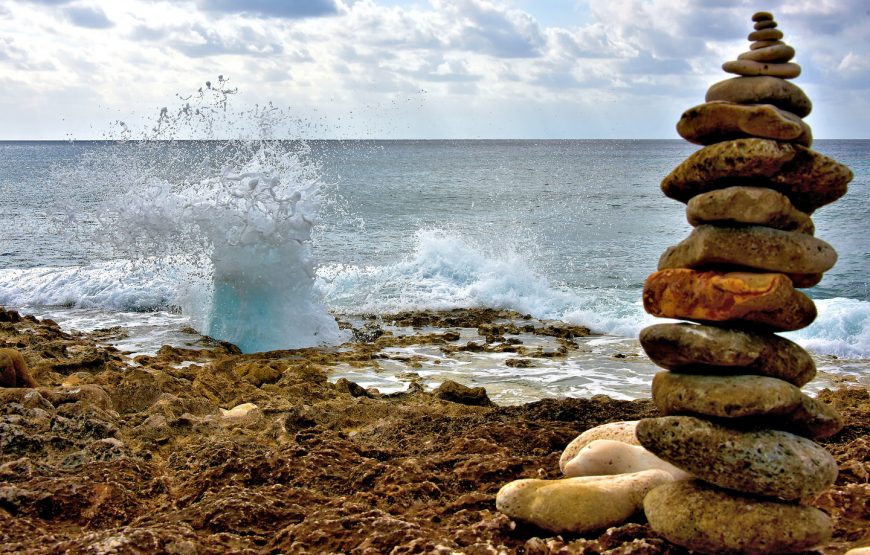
723;12;801;79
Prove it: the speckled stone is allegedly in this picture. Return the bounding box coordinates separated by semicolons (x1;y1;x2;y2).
661;138;852;213
562;439;690;480
657;224;837;277
749;28;784;41
636;416;838;500
687;187;814;234
643;269;817;332
706;76;811;118
723;59;801;79
768;394;845;439
644;480;832;554
677;102;811;146
559;421;640;473
639;323;816;386
738;44;795;63
495;469;673;534
652;372;802;418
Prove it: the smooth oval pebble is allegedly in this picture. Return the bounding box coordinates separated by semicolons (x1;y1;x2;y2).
738;44;795;63
639;322;816;386
644;480;832;554
636;416;838;500
752;11;774;22
749;28;784;41
563;439;690;480
723;59;801;79
677;101;811;146
687;186;814;233
754;19;777;30
706;76;811;118
495;469;673;533
751;39;784;50
559;420;639;473
652;372;802;418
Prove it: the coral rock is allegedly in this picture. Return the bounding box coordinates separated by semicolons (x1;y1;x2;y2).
0;348;38;388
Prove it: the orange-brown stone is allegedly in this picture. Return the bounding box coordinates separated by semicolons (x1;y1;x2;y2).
642;269;816;331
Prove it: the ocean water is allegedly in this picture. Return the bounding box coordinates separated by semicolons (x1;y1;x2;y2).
1;139;868;401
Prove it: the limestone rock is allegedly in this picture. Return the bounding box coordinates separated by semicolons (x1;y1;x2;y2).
706;76;811;118
562;439;690;480
723;59;801;79
644;480;832;554
495;469;672;533
643;269;817;332
0;348;38;388
652;372;802;418
657;224;837;276
677;102;811;146
636;416;838;500
639;323;816;386
661;138;852;213
748;28;784;42
738;44;795;63
434;380;493;406
559;420;640;472
686;187;814;234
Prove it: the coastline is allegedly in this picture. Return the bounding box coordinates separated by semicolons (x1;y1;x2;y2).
0;306;867;553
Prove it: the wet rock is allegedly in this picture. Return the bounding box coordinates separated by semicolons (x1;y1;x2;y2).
496;469;673;533
643;269;817;332
658;224;836;277
661;138;852;213
0;348;38;388
639;323;816;386
559;420;640;472
562;439;690;480
334;377;371;397
687;186;814;233
706;76;810;117
645;479;832;554
637;416;838;500
434;380;493;406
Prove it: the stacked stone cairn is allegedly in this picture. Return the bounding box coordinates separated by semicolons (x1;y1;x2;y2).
496;12;853;553
639;11;853;554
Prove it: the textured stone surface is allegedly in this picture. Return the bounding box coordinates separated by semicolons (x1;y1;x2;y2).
562;439;689;480
706;76;811;118
0;348;38;388
677;102;810;146
738;44;795;63
639;323;816;386
686;186;814;233
652;372;802;418
643;269;817;332
723;59;801;78
661;138;852;213
644;480;833;554
657;224;836;276
495;470;673;533
559;420;640;473
636;416;838;500
773;394;845;439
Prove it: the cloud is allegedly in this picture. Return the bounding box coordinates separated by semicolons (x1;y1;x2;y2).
436;0;546;58
63;5;114;29
169;24;284;57
196;0;339;19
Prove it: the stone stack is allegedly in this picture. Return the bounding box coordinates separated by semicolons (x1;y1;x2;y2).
638;12;853;554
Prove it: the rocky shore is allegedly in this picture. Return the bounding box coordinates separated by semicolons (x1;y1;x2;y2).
0;306;867;554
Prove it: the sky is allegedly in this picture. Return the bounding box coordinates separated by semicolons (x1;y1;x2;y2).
1;0;868;139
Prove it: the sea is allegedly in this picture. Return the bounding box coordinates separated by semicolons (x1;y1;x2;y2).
1;138;868;403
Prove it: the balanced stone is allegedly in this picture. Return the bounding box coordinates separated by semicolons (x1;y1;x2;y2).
643;269;817;332
657;224;837;276
754;19;777;30
495;469;673;534
559;421;640;473
661;138;853;213
644;480;833;554
652;372;802;418
752;11;774;22
562;439;690;480
706;76;811;117
677;102;811;146
636;416;838;500
723;59;801;79
749;28;784;41
738;44;795;63
770;394;845;439
639;323;816;386
751;39;784;50
687;187;814;233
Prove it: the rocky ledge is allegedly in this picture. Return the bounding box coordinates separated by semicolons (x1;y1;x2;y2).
0;307;867;553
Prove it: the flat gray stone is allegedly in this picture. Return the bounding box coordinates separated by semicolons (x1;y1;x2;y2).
636;416;838;500
639;323;816;386
706;76;811;118
687;187;814;233
652;372;803;418
657;224;837;277
645;480;832;554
